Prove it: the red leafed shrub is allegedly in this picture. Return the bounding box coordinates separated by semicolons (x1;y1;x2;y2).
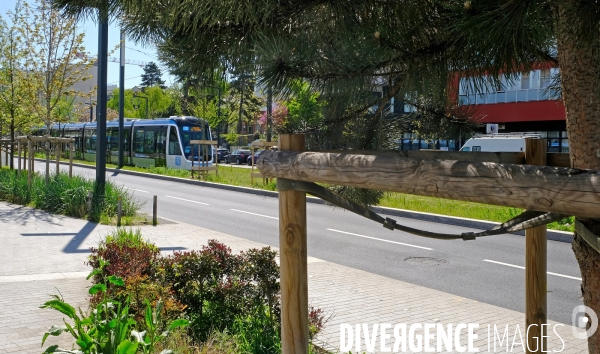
88;228;159;300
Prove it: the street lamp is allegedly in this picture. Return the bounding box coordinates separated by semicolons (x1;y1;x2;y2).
85;100;96;122
133;93;149;119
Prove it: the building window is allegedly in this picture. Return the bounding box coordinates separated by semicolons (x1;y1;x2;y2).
540;69;551;88
521;72;530;89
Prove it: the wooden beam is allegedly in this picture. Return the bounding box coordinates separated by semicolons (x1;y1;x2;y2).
257;150;600;218
190;140;217;145
278;134;309;354
251;141;278;147
525;139;547;353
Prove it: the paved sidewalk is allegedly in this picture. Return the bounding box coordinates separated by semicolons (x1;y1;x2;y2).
0;202;589;353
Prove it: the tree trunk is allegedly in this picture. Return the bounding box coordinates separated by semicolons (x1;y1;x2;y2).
557;4;600;352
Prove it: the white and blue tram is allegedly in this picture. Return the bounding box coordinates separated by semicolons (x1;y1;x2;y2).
40;116;213;170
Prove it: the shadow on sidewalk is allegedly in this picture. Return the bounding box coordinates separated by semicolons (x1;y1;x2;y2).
0;204;64;226
22;221;187;254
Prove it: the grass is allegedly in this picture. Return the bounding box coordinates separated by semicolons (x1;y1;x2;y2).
0;167;143;223
57;157;575;232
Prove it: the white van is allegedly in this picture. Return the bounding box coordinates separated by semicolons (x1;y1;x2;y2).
459;133;541;152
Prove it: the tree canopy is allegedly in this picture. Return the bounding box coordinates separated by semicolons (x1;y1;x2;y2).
140;62;166;89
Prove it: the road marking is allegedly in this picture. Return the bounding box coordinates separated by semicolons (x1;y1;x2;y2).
166;196;209;205
327;229;433;250
483;259;582;281
132;189;149;193
230;209;278;220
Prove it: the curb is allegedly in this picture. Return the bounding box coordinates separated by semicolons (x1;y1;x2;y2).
47;159;574;243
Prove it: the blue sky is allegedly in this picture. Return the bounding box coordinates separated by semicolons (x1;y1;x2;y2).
1;0;174;89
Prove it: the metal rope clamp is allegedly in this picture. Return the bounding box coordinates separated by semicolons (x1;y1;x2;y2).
276;178;568;241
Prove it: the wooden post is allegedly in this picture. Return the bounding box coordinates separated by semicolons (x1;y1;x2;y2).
87;191;93;214
45;141;50;184
153;195;158;226
117;196;122;227
27;140;32;191
56;142;61;175
69;141;73;178
278;134;308;354
30;141;35;172
17;141;21;173
525;138;547;353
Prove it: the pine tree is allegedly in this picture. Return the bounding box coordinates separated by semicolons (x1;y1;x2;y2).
140;62;166;89
51;1;600;350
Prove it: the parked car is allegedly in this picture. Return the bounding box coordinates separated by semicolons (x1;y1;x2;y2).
216;148;229;163
247;149;263;166
227;149;252;164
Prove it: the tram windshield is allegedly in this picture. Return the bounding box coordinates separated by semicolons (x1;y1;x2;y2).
179;125;210;157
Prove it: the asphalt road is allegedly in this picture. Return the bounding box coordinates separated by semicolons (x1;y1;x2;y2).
40;162;584;325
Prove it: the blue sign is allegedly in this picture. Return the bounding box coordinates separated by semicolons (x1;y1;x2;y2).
175;156;181;166
183;126;190;131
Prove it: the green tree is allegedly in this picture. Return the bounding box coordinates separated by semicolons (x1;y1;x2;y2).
17;0;94;130
140;62;165;89
108;86;175;119
0;3;29;168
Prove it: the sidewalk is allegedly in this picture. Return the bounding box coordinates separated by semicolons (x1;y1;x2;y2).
0;201;589;353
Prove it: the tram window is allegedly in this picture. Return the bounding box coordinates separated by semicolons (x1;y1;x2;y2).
169;127;181;155
144;130;155;154
134;129;145;154
156;129;167;155
85;129;97;152
106;128;131;154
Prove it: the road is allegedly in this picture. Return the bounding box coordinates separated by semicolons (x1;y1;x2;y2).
41;162;584;325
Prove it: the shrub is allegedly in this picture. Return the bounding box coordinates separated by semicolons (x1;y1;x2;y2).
88;228;160;298
155;240;281;342
0;169;141;222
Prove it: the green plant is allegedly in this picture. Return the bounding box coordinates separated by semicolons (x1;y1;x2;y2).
88;228;160;302
232;306;280;354
41;261;188;354
41;266;138;354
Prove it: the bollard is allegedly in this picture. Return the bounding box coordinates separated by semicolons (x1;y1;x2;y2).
153;195;158;226
69;142;73;178
117;196;122;227
87;191;93;215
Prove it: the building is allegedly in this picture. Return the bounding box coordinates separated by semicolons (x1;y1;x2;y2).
396;66;567;152
69;64;117;122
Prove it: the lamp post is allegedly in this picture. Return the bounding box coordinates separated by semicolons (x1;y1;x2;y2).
133;93;149;119
85;100;96;122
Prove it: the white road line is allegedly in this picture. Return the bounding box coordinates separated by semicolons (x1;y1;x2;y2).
483;259;582;281
132;189;149;193
166;196;210;205
230;209;278;220
327;228;433;250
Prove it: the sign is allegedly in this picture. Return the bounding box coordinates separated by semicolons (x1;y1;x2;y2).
486;124;499;134
175;156;181;166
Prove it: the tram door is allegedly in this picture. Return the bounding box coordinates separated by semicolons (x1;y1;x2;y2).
156;128;167;167
166;126;184;169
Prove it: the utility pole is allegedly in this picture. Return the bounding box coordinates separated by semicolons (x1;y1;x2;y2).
118;30;125;168
95;7;108;201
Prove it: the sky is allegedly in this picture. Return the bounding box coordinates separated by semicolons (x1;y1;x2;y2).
1;0;175;89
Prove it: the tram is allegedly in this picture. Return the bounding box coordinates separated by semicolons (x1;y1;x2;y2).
39;116;213;170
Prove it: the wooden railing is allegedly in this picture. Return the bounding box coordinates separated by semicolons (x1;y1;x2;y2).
257;135;598;354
